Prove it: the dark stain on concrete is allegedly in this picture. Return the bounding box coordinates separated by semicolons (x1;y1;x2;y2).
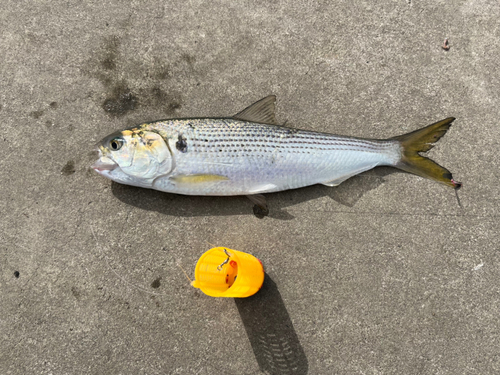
151;277;162;289
181;53;196;68
85;36;136;117
100;36;120;71
84;36;188;118
88;150;100;158
30;110;45;119
102;85;137;116
150;86;182;115
86;167;96;178
155;63;172;80
61;160;76;176
168;98;182;113
71;286;81;300
150;295;161;307
30;102;58;119
101;57;116;71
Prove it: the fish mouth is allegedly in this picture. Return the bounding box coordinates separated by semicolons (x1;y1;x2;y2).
91;148;118;172
92;158;118;172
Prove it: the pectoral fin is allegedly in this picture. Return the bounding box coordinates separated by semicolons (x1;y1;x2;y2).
246;194;268;210
247;183;278;194
169;174;230;185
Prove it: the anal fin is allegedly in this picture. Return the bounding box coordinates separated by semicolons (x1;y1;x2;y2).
322;176;352;187
321;164;380;187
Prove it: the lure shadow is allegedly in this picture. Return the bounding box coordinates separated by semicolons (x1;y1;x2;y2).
234;273;308;375
110;167;397;220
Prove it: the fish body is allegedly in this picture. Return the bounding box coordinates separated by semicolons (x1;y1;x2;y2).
93;96;461;200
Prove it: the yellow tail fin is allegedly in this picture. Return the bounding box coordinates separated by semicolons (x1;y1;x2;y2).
392;118;461;189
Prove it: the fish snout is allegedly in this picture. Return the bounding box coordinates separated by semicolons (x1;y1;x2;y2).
92;159;118;172
91;148;118;172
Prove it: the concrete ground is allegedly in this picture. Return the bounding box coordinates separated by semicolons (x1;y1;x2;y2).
1;0;499;374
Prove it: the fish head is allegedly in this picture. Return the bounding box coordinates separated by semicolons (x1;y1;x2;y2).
92;127;173;186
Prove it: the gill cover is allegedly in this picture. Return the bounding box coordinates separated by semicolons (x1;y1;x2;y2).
105;129;173;179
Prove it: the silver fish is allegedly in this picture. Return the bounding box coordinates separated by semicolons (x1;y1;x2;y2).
92;96;461;206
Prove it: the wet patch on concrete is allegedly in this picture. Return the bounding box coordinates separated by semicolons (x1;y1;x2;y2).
61;160;76;176
100;36;120;71
84;35;187;118
181;53;196;68
30;110;45;119
45;120;55;128
150;295;161;307
149;86;182;115
71;286;81;300
30;101;59;120
102;84;137;116
150;277;162;289
154;60;172;80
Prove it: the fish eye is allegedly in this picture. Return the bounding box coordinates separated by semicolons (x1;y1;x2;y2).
109;137;124;151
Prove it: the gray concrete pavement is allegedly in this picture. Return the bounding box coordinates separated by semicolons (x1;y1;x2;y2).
1;0;499;374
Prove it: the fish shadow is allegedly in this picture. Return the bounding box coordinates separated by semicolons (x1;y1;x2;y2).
110;167;397;220
234;273;308;375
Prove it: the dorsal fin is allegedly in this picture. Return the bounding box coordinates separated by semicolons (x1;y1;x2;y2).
233;95;278;125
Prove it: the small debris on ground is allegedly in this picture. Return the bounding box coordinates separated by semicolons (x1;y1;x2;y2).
442;38;450;51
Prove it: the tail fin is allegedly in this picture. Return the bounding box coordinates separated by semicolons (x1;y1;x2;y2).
392;118;462;189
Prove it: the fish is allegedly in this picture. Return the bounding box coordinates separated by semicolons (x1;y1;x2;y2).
92;95;461;208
